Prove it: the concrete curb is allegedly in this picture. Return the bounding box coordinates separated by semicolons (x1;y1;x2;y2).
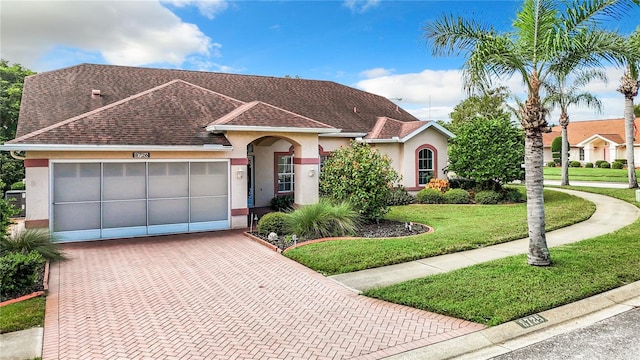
385;281;640;359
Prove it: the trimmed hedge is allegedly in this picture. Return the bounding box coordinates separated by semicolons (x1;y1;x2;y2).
387;186;416;206
474;190;503;204
569;161;581;168
585;162;594;168
257;212;290;236
599;161;611;169
417;188;445;204
547;162;556;167
612;161;624;169
0;251;45;300
444;189;470;204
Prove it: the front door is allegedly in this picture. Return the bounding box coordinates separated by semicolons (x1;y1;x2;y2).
247;155;255;208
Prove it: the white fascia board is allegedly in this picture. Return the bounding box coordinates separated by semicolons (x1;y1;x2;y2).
402;122;456;143
319;132;368;138
362;137;401;144
0;144;233;152
576;134;622;147
206;124;340;134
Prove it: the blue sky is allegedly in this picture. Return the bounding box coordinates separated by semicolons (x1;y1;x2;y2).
2;0;639;122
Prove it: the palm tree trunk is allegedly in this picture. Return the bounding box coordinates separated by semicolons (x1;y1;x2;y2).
521;90;551;266
560;112;570;186
624;97;638;188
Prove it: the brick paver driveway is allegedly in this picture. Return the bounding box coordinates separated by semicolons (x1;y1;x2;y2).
43;231;484;359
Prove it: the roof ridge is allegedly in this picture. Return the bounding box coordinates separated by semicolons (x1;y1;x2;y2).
209;101;260;125
367;117;389;139
9;79;242;144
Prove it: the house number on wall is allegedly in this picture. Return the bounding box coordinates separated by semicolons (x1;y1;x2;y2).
515;314;548;329
133;152;150;158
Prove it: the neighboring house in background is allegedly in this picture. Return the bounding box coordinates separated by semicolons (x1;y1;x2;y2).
542;118;640;165
1;64;454;242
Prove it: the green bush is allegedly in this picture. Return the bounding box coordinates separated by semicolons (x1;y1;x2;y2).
569;161;581;168
474;190;503;204
10;182;25;191
599;161;610;169
270;195;294;212
547;161;556;167
614;159;627;165
286;200;361;239
257;212;290;237
0;198;19;239
595;160;606;168
319;141;400;222
448;177;477;190
387;186;416;206
502;187;525;203
612;161;624;169
0;229;65;261
0;251;45;300
444;189;471;204
585;162;594;168
416;188;445;204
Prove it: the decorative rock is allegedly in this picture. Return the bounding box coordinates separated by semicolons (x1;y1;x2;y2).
267;232;278;241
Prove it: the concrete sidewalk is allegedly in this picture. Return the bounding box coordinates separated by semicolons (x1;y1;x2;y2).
330;188;640;292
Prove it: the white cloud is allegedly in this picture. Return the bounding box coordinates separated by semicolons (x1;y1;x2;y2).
356;67;629;122
0;0;219;70
360;67;393;79
161;0;228;19
343;0;380;13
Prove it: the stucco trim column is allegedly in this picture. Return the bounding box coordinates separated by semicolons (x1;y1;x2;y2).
583;145;592;163
293;158;319;206
24;159;50;229
230;158;249;228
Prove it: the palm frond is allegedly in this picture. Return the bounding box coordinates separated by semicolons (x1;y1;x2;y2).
423;14;497;57
561;0;637;31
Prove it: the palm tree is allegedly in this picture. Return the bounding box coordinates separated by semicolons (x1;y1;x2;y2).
424;0;636;266
544;69;607;185
617;27;640;189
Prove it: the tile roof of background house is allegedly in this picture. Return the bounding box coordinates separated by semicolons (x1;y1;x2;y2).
542;118;639;147
14;64;420;145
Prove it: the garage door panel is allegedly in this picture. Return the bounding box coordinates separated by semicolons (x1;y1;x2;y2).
191;196;228;222
53;163;100;202
190;162;228;196
103;200;147;228
148;198;189;225
149;163;188;198
103;163;146;200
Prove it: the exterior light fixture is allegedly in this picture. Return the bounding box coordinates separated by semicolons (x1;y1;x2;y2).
237;169;244;179
308;169;316;177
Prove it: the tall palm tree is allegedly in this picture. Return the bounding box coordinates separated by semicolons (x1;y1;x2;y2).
617;27;640;189
424;0;636;266
544;69;607;185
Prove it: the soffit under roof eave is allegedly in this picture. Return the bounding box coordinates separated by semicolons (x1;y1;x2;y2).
0;144;233;152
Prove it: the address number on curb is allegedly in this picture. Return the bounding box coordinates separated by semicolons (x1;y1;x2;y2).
515;314;548;329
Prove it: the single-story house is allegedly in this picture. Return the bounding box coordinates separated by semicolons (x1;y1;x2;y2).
542;118;640;165
1;64;454;242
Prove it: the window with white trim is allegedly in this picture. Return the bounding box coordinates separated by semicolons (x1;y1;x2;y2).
418;148;434;186
277;154;294;193
579;148;585;161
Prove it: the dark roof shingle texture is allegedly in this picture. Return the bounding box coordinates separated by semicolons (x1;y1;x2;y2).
15;64;420;145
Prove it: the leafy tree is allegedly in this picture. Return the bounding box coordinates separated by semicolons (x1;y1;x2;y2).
616;27;640;188
1;60;34;192
424;0;636;266
448;87;511;134
319;141;400;222
634;103;640;117
544;69;605;185
448;115;524;189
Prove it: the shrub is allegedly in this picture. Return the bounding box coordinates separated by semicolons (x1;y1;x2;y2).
426;178;450;193
547;161;556;167
416;188;445;204
0;251;45;300
614;159;627;165
474;190;503;204
286;200;360;239
569;161;581;168
595;160;606;168
502;187;525;203
257;212;290;237
444;189;471;204
585;162;594;168
270;195;294;212
448;177;477;190
599;161;610;169
0;198;19;239
612;161;624;169
319;141;400;222
0;229;65;261
10;182;25;190
387;186;416;206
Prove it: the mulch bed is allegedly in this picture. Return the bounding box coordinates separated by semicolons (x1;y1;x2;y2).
250;219;429;251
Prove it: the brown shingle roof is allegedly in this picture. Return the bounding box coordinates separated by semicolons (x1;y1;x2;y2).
542;118;639;147
209;101;335;129
10;80;237;146
365;117;439;140
14;64;419;144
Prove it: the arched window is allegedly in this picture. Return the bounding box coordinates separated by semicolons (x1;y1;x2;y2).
416;145;437;186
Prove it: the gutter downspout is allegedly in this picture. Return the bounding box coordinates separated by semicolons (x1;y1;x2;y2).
10;151;26;160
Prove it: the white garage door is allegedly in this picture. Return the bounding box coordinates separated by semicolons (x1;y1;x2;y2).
52;161;229;242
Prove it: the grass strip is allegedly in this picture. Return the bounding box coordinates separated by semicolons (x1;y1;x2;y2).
364;187;640;326
0;296;45;334
285;189;595;275
543;167;639;183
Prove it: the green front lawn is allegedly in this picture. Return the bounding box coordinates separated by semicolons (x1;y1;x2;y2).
364;187;640;326
285;189;595;275
0;296;45;334
544;166;640;182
